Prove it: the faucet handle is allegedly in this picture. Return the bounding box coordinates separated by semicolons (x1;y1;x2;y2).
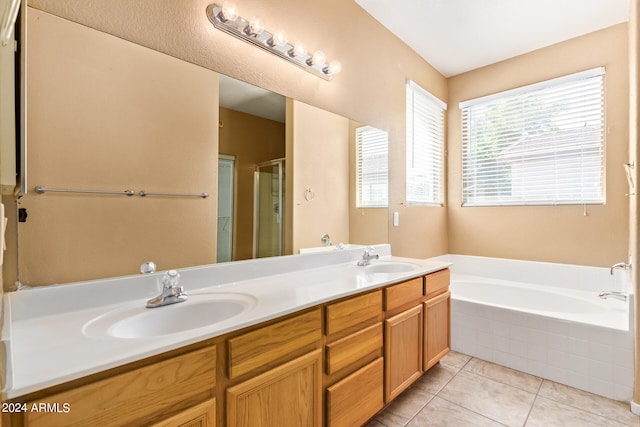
610;262;632;275
140;261;157;274
162;270;181;288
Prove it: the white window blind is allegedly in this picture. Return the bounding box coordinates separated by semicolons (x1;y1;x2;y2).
406;81;446;206
460;67;605;207
356;126;388;208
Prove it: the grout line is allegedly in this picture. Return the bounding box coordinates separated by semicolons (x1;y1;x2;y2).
521;374;545;425
402;358;468;427
434;394;510;426
522;394;541;426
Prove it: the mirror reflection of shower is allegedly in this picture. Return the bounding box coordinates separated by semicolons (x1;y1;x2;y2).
217;155;235;263
254;159;286;258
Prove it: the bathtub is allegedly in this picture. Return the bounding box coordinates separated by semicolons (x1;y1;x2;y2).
437;255;634;402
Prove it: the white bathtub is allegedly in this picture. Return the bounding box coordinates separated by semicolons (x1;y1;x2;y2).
437;255;634;402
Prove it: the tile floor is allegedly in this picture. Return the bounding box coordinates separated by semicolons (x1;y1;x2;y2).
367;351;640;427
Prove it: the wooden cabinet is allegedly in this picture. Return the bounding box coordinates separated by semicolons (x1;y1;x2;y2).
423;269;451;371
384;304;423;402
424;291;451;371
23;346;217;427
151;398;216;427
227;349;323;427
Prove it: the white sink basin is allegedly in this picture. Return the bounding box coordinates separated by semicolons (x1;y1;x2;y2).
365;261;421;274
83;292;257;339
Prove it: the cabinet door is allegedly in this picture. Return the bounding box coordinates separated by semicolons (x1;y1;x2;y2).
151;398;216;427
424;291;450;371
227;349;322;427
384;304;423;402
326;357;384;427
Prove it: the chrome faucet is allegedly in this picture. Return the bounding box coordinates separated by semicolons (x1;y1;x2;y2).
598;291;628;302
146;270;188;308
610;262;632;275
321;233;332;247
357;246;379;266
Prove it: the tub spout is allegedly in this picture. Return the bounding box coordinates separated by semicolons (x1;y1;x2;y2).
598;291;628;302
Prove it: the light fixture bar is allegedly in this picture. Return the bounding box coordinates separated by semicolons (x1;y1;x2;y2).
206;3;340;81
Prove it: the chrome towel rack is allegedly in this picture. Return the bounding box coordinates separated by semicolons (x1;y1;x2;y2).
35;186;135;196
139;191;209;199
34;186;209;199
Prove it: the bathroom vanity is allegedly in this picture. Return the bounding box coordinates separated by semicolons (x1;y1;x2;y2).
1;245;450;426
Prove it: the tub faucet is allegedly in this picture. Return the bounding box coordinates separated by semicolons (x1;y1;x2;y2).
146;270;188;308
321;233;332;247
598;291;628;302
610;262;632;275
357;246;379;266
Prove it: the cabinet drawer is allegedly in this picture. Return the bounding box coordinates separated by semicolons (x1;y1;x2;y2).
384;277;423;311
325;322;382;375
25;345;216;427
150;398;216;427
325;290;381;337
228;309;322;379
425;268;450;299
326;357;384;427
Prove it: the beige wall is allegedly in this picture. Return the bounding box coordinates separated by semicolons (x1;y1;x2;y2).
218;107;285;260
447;24;630;267
290;100;349;252
18;10;219;286
26;0;450;260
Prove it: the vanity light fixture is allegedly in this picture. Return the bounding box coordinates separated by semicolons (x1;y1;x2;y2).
206;2;341;81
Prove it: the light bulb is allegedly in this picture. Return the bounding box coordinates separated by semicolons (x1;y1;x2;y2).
268;30;287;47
244;17;264;36
307;50;326;66
288;42;306;58
220;1;239;22
324;60;342;75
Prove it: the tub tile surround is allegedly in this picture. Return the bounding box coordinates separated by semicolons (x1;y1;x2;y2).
368;351;640;427
434;254;635;402
2;244;452;399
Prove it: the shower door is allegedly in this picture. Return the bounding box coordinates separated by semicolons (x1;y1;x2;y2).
254;159;285;258
217;155;235;263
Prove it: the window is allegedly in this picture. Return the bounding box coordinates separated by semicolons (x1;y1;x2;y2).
460;67;605;207
356;126;388;208
406;81;446;206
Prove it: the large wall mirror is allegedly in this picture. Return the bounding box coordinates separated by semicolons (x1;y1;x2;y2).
11;8;388;287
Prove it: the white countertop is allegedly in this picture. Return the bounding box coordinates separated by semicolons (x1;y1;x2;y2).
2;244;450;399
